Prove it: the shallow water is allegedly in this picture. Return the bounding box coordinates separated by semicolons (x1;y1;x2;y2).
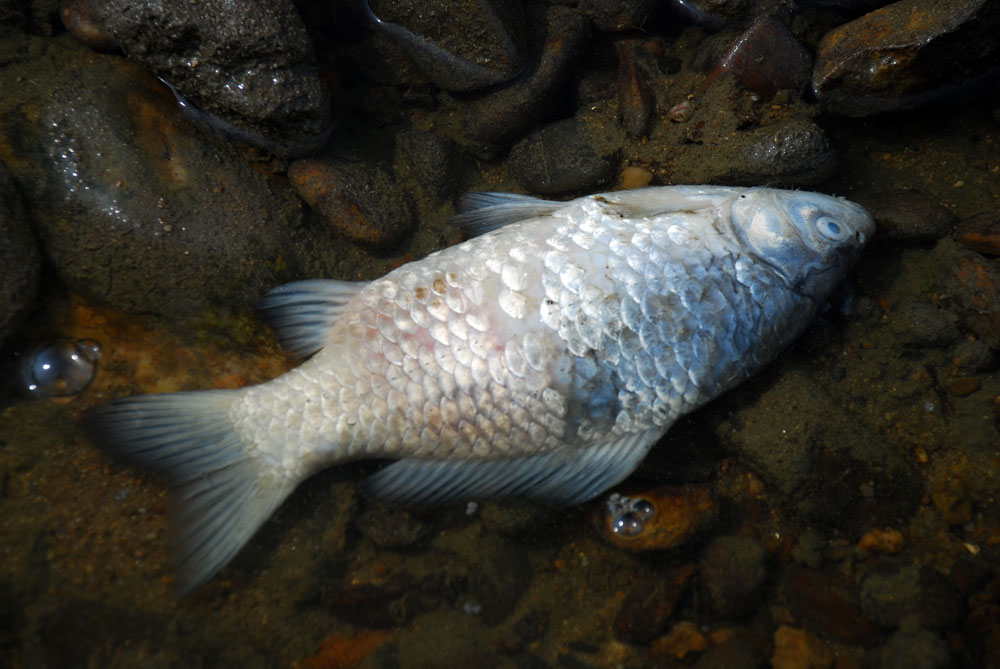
2;7;1000;669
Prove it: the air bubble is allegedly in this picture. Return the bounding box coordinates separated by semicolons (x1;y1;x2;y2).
19;339;102;398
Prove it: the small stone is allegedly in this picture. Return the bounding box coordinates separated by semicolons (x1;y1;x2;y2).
288;159;415;248
707;16;812;99
620;165;653;190
951;340;995;373
955;212;1000;256
863;188;956;242
736;117;839;187
859;559;962;630
615;39;655;138
771;625;834;669
858;528;905;555
877;618;952;669
508;119;616;195
354;508;432;548
889;301;960;348
658;621;708;661
947;376;980;397
699;535;768;618
945;249;1000;346
786;565;879;645
60;0;116;51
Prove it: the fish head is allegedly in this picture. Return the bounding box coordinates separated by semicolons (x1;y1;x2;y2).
729;188;875;300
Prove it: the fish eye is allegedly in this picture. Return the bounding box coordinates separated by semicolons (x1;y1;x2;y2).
815;215;850;242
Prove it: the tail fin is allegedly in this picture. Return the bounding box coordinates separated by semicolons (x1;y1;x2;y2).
85;390;296;593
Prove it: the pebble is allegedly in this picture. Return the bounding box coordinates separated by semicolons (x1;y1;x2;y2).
707;16;812;99
877;618;952;669
859;559;963;629
0;161;40;347
508;119;616;195
619;165;653;189
613;563;695;644
594;484;717;552
698;535;768;618
863;188;956;242
59;0;115;51
287;158;415;248
733;117;839;187
363;0;527;91
944;248;1000;346
658;621;708;661
786;565;879;645
857;528;905;555
955;211;1000;256
947;376;980;397
455;5;588;159
82;0;333;155
771;626;834;669
813;0;1000;116
0;40;320;320
889;301;960;348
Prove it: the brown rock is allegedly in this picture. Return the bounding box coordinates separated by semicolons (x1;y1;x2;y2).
615;39;655;138
771;626;834;669
948;376;980;396
786;565;879;645
813;0;1000;116
863;188;956;242
613;563;695;644
707;16;812;99
955;212;1000;256
857;527;905;555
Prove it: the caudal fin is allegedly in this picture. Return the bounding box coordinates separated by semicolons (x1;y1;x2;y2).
85;390;295;593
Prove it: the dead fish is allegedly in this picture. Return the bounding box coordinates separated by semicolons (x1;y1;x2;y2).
86;185;874;591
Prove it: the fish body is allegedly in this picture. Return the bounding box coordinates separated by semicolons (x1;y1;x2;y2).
88;185;874;591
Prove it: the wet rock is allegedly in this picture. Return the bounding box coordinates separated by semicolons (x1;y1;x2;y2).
581;0;657;32
615;39;655;138
813;0;1000;116
288;158;414;249
889;300;960;348
941;245;1000;346
692;634;763;669
354;507;432;548
364;0;527;91
59;0;115;51
508;119;616;195
90;0;332;154
619;165;654;189
0;160;39;346
859;559;963;630
466;536;532;625
699;535;768;618
771;626;834;669
455;5;589;160
718;368;921;529
955;211;1000;256
786;565;879;644
594;485;717;552
863;188;956;242
613;563;695;644
395;130;460;201
947;375;979;397
707;17;812;99
726;118;839;187
0;40;322;320
877;618;952;669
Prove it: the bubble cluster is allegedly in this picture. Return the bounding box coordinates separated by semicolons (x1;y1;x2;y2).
19;339;102;398
605;492;656;537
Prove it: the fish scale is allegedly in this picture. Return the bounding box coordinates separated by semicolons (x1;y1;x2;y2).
87;185;874;591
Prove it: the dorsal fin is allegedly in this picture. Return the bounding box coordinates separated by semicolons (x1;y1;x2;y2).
451;192;565;237
256;279;368;357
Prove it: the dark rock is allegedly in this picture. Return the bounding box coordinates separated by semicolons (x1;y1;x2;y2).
707;17;812;99
512;608;550;643
955;211;1000;256
666;0;750;29
699;535;768;618
59;0;115;51
323;570;430;628
889;301;960;348
949;553;993;596
877;618;952;669
615;39;655;138
859;559;963;630
941;245;1000;346
717;368;921;529
363;0;527;92
455;5;589;160
287;158;415;249
725;117;839;188
581;0;657;32
395;130;460;201
94;0;332;154
786;565;879;644
354;507;433;548
0;40;323;321
692;633;764;669
951;340;995;373
0;160;39;346
863;188;956;242
508;119;615;195
813;0;1000;117
466;536;532;626
613;563;695;644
